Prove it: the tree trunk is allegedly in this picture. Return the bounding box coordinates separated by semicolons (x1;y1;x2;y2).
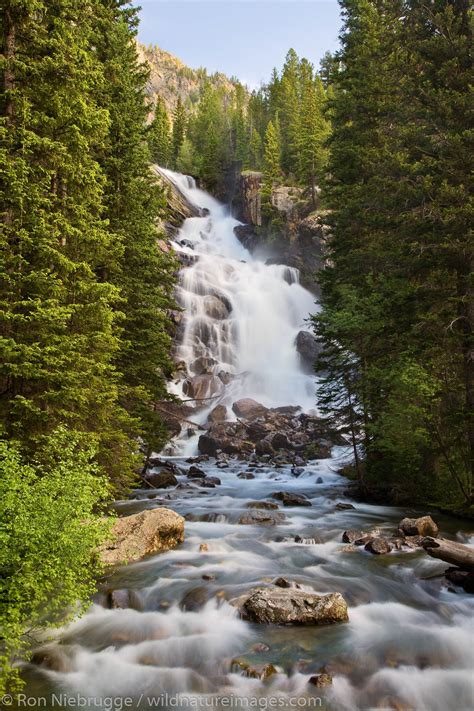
423;537;474;570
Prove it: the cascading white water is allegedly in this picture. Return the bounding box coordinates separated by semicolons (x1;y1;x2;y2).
162;168;318;421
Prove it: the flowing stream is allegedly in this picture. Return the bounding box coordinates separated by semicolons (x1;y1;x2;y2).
21;174;474;711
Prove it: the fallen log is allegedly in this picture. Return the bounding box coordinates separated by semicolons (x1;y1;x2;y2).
422;537;474;570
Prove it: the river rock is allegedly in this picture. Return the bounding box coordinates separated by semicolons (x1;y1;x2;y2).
272;491;312;507
399;515;438;537
146;470;178;488
445;567;474;594
238;471;255;479
238;510;286;525
99;508;184;566
239;588;349;625
365;537;393;555
335;502;356;510
199;476;221;488
231;659;277;680
247;501;279;510
256;439;275;456
308;673;333;688
272;432;292;450
232;398;268;420
342;530;365;544
208;404;227;422
295;331;322;371
187;465;206;479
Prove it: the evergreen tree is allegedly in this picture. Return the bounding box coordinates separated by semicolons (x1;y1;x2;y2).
261;118;282;218
93;0;177;468
298;75;330;205
0;0;127;469
278;49;301;174
171;96;186;167
148;96;171;166
249;128;263;169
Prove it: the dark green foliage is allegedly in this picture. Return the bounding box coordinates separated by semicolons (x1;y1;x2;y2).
314;0;473;507
171;96;186;166
149;97;171;166
0;0;178;683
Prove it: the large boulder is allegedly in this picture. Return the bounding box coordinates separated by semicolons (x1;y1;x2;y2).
232;398;268;420
208;404;227;423
399;516;438;537
239;588;349;625
100;508;184;567
295;331;322;371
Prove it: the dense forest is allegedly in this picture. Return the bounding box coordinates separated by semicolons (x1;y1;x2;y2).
0;0;472;694
0;0;177;689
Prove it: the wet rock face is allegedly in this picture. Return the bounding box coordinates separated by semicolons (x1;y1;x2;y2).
399;516;439;537
295;331;323;372
183;374;223;401
99;508;185;567
239;588;349;625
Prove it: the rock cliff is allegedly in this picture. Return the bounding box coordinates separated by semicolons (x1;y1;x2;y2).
232;172;329;294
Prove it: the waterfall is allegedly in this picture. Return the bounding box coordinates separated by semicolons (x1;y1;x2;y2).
162;168;318;436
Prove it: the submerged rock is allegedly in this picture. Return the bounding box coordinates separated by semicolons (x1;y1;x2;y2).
272;491;312;507
238;510;286;525
247;501;279;510
239;587;349;625
231;659;277;680
180;586;209;611
99;508;184;567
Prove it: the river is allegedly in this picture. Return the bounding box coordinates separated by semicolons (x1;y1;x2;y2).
20;173;474;711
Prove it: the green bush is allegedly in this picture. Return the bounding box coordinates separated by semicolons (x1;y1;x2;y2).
0;428;111;693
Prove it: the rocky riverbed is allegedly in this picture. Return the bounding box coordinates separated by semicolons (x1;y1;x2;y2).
22;442;474;711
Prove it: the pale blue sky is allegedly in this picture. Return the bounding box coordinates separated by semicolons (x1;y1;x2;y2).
137;0;342;88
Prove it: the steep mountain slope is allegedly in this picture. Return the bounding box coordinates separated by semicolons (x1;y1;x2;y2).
137;43;239;114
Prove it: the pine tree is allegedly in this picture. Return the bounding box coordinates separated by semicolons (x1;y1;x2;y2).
93;0;177;468
0;0;126;465
261;118;282;218
249;128;263;169
298;75;330;205
171;96;186;167
149;96;171;166
278;49;301;175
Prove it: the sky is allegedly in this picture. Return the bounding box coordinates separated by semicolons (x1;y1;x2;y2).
136;0;342;88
